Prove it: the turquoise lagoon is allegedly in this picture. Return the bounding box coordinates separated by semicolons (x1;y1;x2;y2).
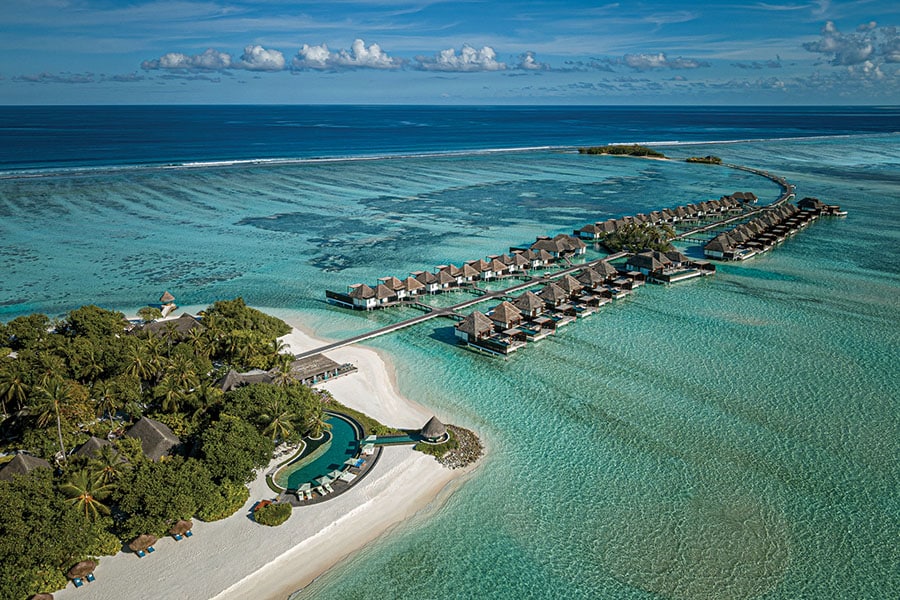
1;135;898;599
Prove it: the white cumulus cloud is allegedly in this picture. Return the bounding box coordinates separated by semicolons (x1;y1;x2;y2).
237;45;285;71
142;48;232;71
517;51;548;71
414;45;506;72
623;52;707;71
292;39;401;70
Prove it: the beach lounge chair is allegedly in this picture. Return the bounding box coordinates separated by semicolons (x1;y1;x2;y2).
324;483;335;494
73;578;84;588
315;485;327;496
147;546;155;553
136;550;146;558
173;533;183;541
86;573;95;582
184;530;193;537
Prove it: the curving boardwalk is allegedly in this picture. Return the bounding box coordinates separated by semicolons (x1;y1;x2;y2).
295;162;794;361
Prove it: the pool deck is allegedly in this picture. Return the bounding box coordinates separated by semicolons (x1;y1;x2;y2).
282;446;384;507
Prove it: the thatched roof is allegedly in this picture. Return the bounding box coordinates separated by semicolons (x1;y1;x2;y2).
556;275;583;295
160;291;175;303
73;436;111;458
577;269;606;288
169;519;193;536
0;453;51;481
348;283;375;299
414;271;438;285
490;301;522;325
216;369;273;392
420;416;447;440
374;284;395;300
538;283;569;305
436;270;455;285
403;277;425;292
139;314;203;338
513;291;545;314
129;534;158;552
67;560;97;579
593;261;618;278
455;311;494;337
378;276;405;291
460;263;480;278
125;417;180;461
290;354;341;381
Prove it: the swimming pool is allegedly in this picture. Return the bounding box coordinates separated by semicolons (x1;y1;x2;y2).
275;414;360;490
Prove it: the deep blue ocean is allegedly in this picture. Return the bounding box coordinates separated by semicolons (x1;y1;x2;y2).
1;106;898;600
2;105;899;173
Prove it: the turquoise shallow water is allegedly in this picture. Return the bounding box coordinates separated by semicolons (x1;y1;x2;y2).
2;134;898;598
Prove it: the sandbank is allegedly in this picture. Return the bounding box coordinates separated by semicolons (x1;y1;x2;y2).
55;322;474;600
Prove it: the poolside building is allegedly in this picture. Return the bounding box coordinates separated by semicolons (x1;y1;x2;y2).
420;416;448;443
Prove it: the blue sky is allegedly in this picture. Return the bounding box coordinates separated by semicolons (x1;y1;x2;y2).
1;0;899;104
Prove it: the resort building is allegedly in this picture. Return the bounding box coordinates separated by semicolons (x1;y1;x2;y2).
454;311;494;344
159;291;177;317
488;301;523;330
513;291;545;318
73;436;112;459
217;369;274;392
530;234;587;258
290;354;355;385
137;313;204;338
125;417;180;461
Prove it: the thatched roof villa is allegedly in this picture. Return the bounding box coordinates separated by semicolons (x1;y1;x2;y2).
125;417;180;461
0;452;52;481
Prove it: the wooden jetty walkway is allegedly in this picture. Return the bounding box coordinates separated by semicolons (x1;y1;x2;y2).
294;163;795;361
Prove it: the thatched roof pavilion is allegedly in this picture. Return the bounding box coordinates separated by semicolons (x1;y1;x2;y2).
556;275;583;296
159;291;175;304
216;369;274;392
139;313;203;338
73;436;111;458
125;417;180;461
129;534;158;552
67;560;97;580
348;283;375;299
489;301;522;329
420;416;447;442
169;519;193;536
0;453;51;482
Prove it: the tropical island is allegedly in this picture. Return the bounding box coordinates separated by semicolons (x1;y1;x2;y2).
686;155;723;164
0;298;480;600
577;144;667;158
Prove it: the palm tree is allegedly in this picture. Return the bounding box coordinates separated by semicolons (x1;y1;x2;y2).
0;362;29;415
155;374;185;414
259;399;297;442
189;380;223;424
271;354;295;387
59;469;115;520
36;353;66;387
89;445;128;485
124;344;152;394
92;379;121;427
34;378;74;462
307;411;332;439
74;344;104;384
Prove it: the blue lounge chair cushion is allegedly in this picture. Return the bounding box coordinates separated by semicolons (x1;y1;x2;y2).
147;546;155;553
137;550;146;558
184;530;193;537
73;578;84;587
86;573;95;582
174;533;183;541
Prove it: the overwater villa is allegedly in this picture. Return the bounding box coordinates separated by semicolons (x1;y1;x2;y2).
703;199;834;261
624;250;715;284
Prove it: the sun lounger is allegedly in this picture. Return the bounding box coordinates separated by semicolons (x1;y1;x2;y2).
147;546;155;553
324;483;335;494
86;573;95;582
136;550;146;558
315;485;327;496
173;533;183;541
184;530;192;537
73;578;84;587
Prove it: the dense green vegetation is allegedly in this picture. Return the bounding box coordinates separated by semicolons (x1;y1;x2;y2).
0;298;323;599
577;144;667;158
414;431;458;459
686;155;722;164
602;223;676;253
253;501;292;526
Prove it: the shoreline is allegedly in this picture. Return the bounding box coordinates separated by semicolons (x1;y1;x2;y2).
55;316;478;600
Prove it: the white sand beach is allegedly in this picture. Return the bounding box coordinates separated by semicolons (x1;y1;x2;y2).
55;321;475;600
